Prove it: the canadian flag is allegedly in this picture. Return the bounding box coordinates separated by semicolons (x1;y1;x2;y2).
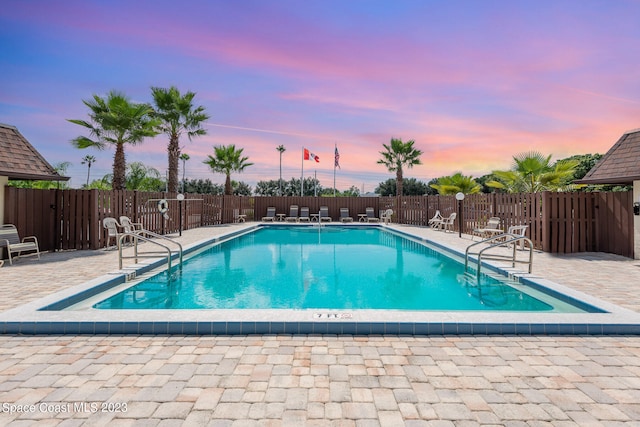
303;148;320;162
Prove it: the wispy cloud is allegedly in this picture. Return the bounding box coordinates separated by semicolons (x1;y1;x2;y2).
2;0;639;190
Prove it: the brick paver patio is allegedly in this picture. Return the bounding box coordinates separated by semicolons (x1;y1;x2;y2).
1;224;639;425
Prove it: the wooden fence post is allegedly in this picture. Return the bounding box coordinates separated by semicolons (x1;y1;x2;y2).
541;191;550;252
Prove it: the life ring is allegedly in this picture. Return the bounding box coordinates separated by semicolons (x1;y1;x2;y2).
157;199;169;214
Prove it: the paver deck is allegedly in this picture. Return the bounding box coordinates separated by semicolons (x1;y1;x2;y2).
1;224;640;425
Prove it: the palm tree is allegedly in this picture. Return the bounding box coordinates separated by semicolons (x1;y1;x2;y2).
430;172;482;195
487;151;579;193
204;145;254;195
276;145;286;196
179;153;190;193
126;162;164;191
151;86;209;193
68;91;159;190
377;138;423;196
81;155;96;187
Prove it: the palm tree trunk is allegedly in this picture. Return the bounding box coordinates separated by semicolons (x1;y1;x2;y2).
113;143;126;190
168;136;180;193
279;154;283;196
225;174;232;195
396;169;403;222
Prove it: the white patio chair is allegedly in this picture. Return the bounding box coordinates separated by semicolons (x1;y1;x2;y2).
0;224;40;265
473;217;503;240
439;212;457;232
507;225;529;250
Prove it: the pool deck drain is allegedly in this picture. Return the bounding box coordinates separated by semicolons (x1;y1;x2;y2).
2;223;640;335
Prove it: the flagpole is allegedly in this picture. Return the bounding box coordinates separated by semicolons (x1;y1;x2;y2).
333;143;337;197
301;147;304;196
314;170;317;197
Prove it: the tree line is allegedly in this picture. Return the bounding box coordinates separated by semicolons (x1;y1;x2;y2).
8;88;624;195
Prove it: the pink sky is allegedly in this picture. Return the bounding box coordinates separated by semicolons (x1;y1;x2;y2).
1;0;639;192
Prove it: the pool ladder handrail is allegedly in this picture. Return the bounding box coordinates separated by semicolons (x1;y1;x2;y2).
118;230;183;271
464;233;533;280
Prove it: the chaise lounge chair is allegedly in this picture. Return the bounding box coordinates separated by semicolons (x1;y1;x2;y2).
428;210;443;227
285;205;299;222
472;217;503;240
0;224;40;265
299;207;311;222
339;208;353;222
319;206;332;222
365;207;380;222
262;207;276;222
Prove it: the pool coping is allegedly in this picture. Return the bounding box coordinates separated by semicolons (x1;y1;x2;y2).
2;223;640;335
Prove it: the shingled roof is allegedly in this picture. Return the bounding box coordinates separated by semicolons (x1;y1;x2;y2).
577;128;640;185
0;123;68;181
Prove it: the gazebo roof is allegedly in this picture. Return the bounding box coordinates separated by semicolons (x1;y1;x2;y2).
0;123;69;181
577;128;640;185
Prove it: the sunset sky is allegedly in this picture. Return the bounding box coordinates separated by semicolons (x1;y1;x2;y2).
2;0;639;192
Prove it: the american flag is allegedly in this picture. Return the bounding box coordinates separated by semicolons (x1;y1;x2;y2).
334;146;340;169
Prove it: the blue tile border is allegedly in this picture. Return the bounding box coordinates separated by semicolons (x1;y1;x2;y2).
3;320;640;336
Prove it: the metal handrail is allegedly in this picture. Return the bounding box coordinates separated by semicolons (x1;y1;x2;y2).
132;229;183;261
465;233;533;280
117;231;183;271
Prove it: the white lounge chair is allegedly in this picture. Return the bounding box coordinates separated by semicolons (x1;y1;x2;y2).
262;207;276;222
473;217;503;240
0;224;40;265
339;208;353;223
428;210;443;227
285;205;299;222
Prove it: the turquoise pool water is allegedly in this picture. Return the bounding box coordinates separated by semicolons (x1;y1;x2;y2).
92;226;579;312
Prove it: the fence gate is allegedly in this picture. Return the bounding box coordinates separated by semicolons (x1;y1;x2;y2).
542;191;633;257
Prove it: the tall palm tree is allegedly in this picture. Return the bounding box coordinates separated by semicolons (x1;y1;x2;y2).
430;172;482;195
81;154;96;187
276;144;286;196
377;138;423;196
68;91;159;190
179;153;190;193
204;145;254;195
487;151;579;193
151;86;209;193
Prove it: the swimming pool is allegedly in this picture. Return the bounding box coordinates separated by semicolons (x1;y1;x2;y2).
3;223;640;335
93;226;581;312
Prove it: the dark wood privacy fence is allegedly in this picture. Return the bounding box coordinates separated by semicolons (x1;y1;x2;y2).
3;188;634;257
